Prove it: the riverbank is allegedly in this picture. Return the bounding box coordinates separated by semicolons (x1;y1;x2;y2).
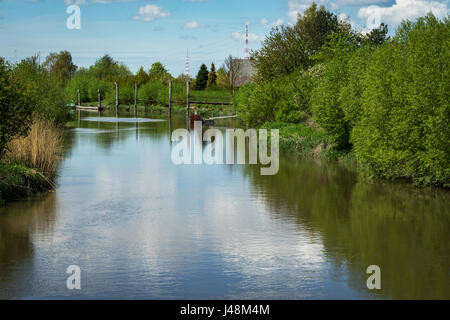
0;163;53;206
262;121;356;164
0;118;62;206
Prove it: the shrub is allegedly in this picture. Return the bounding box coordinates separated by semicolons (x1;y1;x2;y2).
352;15;449;187
13;56;70;124
235;67;317;127
0;58;34;157
65;74;111;103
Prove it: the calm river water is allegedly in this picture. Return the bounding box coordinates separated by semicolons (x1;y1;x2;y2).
0;111;448;299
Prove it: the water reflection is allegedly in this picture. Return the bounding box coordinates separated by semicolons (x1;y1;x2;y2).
0;110;448;299
245;157;450;299
0;193;58;299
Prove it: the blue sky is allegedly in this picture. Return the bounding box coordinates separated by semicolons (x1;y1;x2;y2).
0;0;448;75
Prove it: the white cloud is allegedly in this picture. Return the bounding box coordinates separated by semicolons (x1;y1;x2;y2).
358;0;448;27
270;18;285;27
133;4;170;21
287;0;309;23
261;17;285;28
64;0;88;5
184;20;204;29
64;0;136;4
286;0;340;23
232;31;265;42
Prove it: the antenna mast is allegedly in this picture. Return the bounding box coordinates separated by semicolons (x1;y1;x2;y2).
244;23;249;59
185;48;190;78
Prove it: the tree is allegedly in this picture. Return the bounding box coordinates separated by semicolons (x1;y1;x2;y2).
224;55;243;94
207;63;217;88
13;56;68;124
135;67;149;86
251;3;341;81
194;64;209;90
88;54;132;84
216;67;230;90
365;23;389;46
148;62;171;83
351;14;450;186
0;58;34;157
43;51;77;86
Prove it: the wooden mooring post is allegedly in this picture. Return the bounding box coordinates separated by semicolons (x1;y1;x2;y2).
186;80;191;129
169;81;172;118
134;83;138;118
77;89;81;106
114;82;119;117
98;89;101;107
187;80;191;115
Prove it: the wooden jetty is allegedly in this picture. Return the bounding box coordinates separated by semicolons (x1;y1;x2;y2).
76;106;104;112
190;114;237;127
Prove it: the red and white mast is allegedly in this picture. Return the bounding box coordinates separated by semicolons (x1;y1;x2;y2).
244;23;249;59
185;48;190;78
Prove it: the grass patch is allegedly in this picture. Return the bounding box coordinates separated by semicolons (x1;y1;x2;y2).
262;121;356;165
190;90;232;103
0;162;52;203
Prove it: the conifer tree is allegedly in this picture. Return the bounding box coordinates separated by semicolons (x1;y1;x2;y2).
207;63;217;87
194;64;209;90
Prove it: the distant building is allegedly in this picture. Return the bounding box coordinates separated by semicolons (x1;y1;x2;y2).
233;59;255;87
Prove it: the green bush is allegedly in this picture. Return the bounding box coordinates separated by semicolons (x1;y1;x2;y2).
235;68;317;127
137;81;185;106
352;14;449;187
138;81;166;106
105;85;134;106
64;74;111;103
12;56;70;124
0;58;34;156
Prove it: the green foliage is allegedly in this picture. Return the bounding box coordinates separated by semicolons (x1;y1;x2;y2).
105;85;134;106
262;121;329;156
148;62;171;83
195;64;209;90
216;67;230;91
251;3;341;82
87;54;132;85
190;89;231;103
43;51;77;86
135;67;149;86
0;58;34;157
0;162;51;202
138;81;185;106
13;56;70;124
207;63;217;88
311;53;352;149
311;24;387;150
352;14;450;187
64;74;111;103
234;67;318;127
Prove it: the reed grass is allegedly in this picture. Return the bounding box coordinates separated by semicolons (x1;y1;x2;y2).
4;117;63;184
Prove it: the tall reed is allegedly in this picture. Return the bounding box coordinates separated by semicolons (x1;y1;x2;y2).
5;117;63;180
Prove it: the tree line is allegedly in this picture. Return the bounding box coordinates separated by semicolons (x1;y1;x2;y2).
234;3;449;187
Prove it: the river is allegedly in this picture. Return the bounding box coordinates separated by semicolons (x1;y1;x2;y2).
0;111;448;299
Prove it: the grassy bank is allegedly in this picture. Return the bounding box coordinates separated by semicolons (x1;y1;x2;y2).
0;118;62;205
262;121;356;164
